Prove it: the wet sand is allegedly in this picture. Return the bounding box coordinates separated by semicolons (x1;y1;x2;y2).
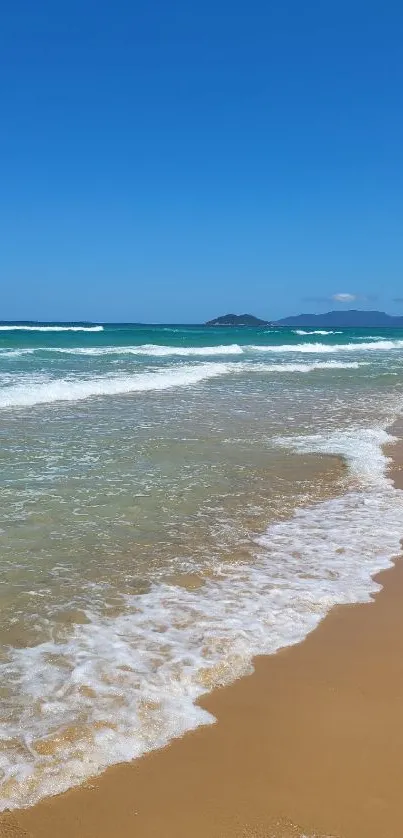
3;435;403;838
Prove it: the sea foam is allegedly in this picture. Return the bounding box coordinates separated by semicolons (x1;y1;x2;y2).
0;325;104;332
0;361;366;408
293;329;343;335
1;427;401;809
0;363;232;408
0;339;400;360
248;340;403;353
41;343;245;357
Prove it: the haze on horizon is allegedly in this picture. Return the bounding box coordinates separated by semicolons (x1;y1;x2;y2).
1;1;402;323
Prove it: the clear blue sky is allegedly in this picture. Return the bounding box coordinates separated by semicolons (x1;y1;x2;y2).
1;0;402;322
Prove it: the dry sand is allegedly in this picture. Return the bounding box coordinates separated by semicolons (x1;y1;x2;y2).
3;436;403;838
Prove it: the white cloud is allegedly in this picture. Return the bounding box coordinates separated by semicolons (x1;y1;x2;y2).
332;293;357;303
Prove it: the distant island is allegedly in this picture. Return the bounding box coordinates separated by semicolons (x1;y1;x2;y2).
206;313;270;326
277;310;403;328
205;310;403;328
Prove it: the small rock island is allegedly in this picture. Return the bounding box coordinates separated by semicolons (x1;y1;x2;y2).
206;313;270;326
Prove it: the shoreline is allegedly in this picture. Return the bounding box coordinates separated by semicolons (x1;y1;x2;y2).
3;428;403;837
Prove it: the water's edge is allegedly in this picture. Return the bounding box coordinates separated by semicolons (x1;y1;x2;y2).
2;420;403;812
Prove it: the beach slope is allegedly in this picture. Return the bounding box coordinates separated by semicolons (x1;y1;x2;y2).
3;438;403;838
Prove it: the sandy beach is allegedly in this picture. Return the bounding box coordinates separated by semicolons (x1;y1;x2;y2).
1;430;402;838
2;0;401;831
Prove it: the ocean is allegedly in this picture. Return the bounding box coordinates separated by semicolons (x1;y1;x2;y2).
1;322;403;809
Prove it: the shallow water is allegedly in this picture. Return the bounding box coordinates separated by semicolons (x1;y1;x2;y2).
1;323;403;808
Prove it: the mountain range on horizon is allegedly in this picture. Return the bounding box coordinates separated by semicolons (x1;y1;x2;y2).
2;310;403;327
277;309;403;327
206;310;403;328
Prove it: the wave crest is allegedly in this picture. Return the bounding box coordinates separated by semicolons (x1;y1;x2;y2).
0;325;103;332
0;361;366;408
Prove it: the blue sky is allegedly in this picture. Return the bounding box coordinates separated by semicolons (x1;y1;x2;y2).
1;0;402;322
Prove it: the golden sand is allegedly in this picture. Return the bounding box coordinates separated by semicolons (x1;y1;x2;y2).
3;438;403;838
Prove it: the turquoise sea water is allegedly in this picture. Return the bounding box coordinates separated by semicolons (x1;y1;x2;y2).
1;322;403;808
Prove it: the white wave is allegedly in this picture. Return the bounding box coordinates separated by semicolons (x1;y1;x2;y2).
293;329;343;335
0;349;36;358
42;343;245;357
0;325;103;332
0;361;366;408
0;363;234;408
253;361;364;372
0;337;391;360
274;427;393;488
350;334;388;341
0;338;399;359
248;340;403;353
1;427;401;809
134;343;244;356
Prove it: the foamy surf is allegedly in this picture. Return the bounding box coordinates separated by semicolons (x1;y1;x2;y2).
0;338;401;359
0;361;365;407
0;363;233;407
36;343;245;357
248;340;403;352
293;329;343;335
2;322;403;811
1;427;402;810
0;325;104;332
